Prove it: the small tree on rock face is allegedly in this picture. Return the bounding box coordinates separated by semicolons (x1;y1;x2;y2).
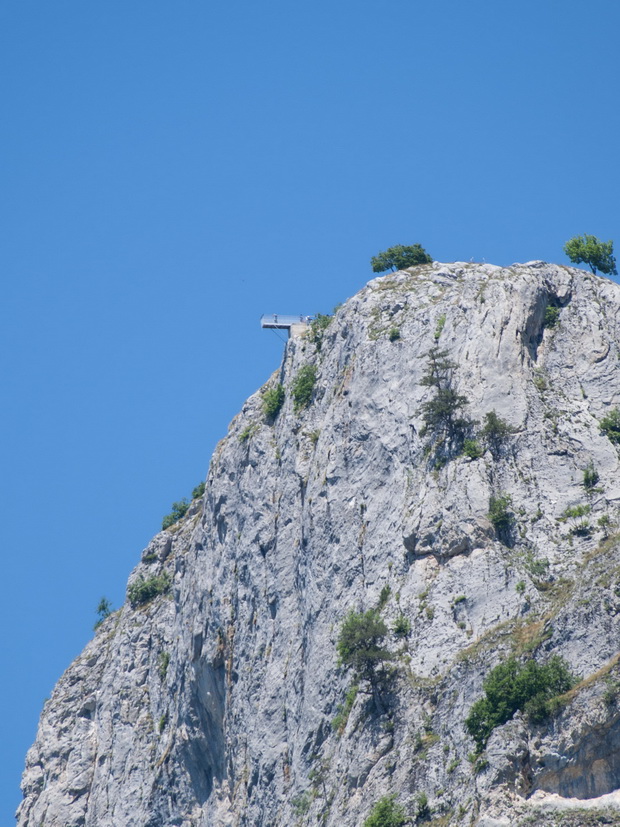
337;609;391;688
481;410;516;459
371;243;432;273
419;347;472;462
564;234;617;276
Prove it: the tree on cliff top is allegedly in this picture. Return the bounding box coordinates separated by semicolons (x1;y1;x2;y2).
371;243;432;273
564;234;617;276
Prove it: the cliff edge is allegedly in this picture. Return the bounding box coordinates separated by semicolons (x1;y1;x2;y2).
18;261;620;826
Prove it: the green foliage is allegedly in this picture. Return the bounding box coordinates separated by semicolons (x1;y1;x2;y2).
291;791;311;816
515;580;526;595
393;614;411;638
561;503;591;521
480;410;515;459
308;313;332;351
462;438;483;459
371;243;433;273
388;326;400;342
564;234;617;276
127;572;171;609
239;424;258;443
465;655;574;751
600;408;620;444
488;494;514;543
543;305;560;329
158;651;170;681
419;347;472;459
192;481;205;499
434;314;446;340
583;464;600;490
94;596;112;630
262;384;285;420
332;684;359;734
292;364;317;412
378;584;391;609
158;712;168;733
416;792;430;820
363;795;407;827
162;499;189;529
337;609;391;684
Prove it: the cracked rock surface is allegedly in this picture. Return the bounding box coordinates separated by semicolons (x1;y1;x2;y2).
17;261;620;826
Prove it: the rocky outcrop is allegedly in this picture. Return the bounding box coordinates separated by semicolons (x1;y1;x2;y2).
17;261;620;826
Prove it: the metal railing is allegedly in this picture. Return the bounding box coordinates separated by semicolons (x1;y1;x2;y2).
260;314;312;329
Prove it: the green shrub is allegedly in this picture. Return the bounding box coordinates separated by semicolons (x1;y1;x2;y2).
363;795;406;827
291;791;311;816
481;410;515;459
162;499;189;529
292;365;317;412
465;655;574;751
463;438;483;459
560;503;591;521
127;572;171;608
393;614;411;638
583;464;600;490
192;481;205;499
239;424;258;443
601;408;620;444
543;306;560;329
332;683;358;734
158;651;170;681
388;326;400;342
416;792;430;820
488;494;514;543
434;314;446;340
308;313;332;351
378;584;391;609
262;384;285;420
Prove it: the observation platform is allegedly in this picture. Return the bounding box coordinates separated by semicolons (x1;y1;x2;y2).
260;314;312;338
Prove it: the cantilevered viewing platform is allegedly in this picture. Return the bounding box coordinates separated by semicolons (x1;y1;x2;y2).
260;314;312;338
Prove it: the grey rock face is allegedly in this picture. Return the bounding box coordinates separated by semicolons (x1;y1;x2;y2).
18;262;620;826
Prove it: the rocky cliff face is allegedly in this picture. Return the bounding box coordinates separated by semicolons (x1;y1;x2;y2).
18;261;620;826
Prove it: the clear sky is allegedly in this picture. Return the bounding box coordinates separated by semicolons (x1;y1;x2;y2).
2;0;619;819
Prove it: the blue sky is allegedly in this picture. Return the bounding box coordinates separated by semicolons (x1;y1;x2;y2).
2;0;619;819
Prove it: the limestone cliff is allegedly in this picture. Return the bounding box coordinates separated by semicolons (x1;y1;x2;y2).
18;261;620;826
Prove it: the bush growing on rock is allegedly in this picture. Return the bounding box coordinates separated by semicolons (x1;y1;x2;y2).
292;365;317;412
481;411;516;459
162;499;190;529
262;384;285;420
465;655;574;751
363;795;406;827
127;573;171;608
601;408;620;444
488;494;514;544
